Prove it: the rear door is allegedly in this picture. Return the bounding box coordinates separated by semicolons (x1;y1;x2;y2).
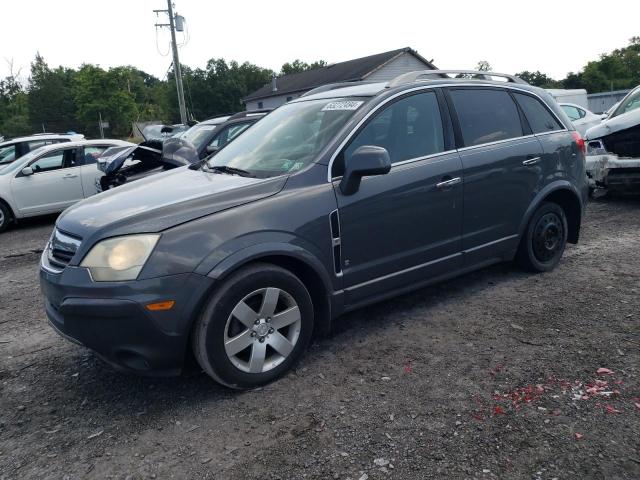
446;87;544;265
333;89;464;306
11;147;84;215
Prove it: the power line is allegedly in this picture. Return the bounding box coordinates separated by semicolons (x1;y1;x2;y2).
153;1;187;124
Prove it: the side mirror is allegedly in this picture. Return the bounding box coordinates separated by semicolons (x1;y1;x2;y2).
21;166;34;176
206;145;220;155
339;145;391;195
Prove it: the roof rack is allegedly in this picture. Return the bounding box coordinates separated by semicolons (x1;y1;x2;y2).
387;70;527;88
228;109;271;120
301;81;374;98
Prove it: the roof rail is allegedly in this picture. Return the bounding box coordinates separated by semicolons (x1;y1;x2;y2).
387;70;527;88
301;81;374;98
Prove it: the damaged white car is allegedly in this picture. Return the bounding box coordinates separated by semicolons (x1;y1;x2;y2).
585;85;640;194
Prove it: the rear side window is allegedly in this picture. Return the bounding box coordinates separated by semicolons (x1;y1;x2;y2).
449;89;523;147
0;144;16;164
513;93;564;133
342;91;445;168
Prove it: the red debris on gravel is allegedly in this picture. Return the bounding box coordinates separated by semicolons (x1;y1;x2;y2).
493;405;506;416
403;360;413;374
597;368;614;375
574;433;584;440
604;404;621;414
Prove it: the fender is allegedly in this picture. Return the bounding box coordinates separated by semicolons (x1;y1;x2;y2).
198;234;336;293
517;180;584;240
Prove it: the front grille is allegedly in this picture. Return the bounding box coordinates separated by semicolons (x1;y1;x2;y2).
47;229;82;270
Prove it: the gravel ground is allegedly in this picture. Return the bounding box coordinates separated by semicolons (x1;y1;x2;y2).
0;198;638;480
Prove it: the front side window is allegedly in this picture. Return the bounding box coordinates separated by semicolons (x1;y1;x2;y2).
0;144;16;165
334;91;444;176
450;89;523;147
30;148;77;173
180;124;217;150
208;97;368;178
514;93;564;133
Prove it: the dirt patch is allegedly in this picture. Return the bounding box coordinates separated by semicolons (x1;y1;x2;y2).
0;200;639;479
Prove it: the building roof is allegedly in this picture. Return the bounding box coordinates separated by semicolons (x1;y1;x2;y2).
244;47;435;102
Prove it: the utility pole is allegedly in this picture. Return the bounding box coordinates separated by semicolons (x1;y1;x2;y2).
154;1;187;124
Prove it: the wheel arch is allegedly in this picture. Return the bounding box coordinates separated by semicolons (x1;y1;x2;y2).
519;181;584;244
204;244;335;337
0;196;16;223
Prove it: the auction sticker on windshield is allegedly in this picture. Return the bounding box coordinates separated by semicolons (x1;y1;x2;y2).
322;100;364;111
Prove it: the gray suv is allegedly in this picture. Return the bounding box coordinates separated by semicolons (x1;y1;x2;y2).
40;70;587;389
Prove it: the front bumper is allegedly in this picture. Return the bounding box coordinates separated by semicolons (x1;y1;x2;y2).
40;261;214;375
585;153;640;192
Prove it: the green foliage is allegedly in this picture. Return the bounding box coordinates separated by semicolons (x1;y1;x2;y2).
170;59;274;120
476;60;492;72
280;59;327;76
0;74;30;137
515;70;561;88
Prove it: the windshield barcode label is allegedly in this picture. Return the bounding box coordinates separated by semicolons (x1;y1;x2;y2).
322;101;364;111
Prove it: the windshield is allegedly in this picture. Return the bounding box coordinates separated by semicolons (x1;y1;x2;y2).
612;87;640;118
207;97;367;178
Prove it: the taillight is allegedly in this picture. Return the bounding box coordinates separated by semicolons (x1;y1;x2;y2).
571;131;586;156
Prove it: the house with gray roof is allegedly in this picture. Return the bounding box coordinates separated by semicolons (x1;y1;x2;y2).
243;47;436;110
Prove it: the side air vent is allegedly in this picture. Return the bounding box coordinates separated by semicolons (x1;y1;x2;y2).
329;210;342;275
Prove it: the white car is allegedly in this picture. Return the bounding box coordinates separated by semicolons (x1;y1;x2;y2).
0;133;85;166
0;139;131;232
559;103;604;136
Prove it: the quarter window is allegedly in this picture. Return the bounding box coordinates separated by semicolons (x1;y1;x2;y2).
0;144;16;165
450;89;523;147
340;91;445;172
561;105;582;122
514;93;564;133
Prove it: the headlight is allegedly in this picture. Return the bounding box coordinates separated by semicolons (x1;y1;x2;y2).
80;234;159;281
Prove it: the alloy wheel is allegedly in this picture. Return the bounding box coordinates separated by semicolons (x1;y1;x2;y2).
224;287;302;373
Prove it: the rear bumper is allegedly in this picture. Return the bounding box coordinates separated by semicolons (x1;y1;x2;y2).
40;263;214;375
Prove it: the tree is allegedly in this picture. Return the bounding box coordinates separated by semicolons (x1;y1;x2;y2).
514;70;560;88
28;53;78;133
74;64;139;137
0;61;30;137
280;59;327;76
476;60;492;72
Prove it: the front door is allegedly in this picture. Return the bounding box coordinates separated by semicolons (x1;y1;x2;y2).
332;90;464;306
11;147;84;215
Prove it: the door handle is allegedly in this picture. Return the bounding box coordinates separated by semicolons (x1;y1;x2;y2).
522;156;541;166
63;174;78;179
436;177;462;189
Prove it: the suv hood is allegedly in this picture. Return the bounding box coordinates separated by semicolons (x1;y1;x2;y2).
57;166;287;243
586;108;640;140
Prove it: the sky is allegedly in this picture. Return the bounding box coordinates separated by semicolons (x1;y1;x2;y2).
1;0;637;84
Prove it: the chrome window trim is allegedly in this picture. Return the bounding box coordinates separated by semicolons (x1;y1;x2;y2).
456;134;538;153
326;83;568;182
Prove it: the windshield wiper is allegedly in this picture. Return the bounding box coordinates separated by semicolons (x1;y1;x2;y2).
205;164;254;177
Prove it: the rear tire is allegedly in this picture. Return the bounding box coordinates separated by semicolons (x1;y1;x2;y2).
516;202;568;272
191;263;314;389
0;202;12;233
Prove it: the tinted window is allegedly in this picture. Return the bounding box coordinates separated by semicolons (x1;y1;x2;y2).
561;105;581;121
209;122;252;149
450;89;523;146
514;93;564;133
341;91;444;171
27;139;57;152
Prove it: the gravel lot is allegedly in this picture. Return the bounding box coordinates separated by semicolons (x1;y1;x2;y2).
0;198;639;480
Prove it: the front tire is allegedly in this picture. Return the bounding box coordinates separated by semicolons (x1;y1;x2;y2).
0;202;12;233
516;202;568;272
192;263;314;389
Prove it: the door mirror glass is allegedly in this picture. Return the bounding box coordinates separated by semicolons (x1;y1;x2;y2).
21;166;34;176
339;145;391;195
